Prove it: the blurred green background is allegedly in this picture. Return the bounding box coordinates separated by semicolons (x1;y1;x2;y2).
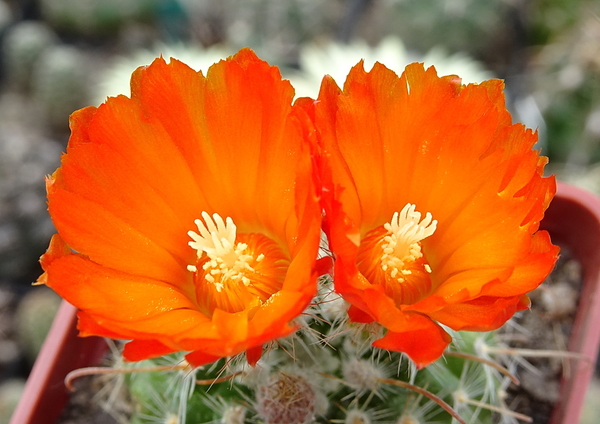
0;0;599;422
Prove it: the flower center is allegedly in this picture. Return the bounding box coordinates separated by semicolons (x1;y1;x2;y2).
380;203;437;282
187;212;289;315
187;212;264;292
356;203;437;306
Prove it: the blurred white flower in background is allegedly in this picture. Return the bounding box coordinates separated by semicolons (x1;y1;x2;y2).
286;36;494;98
93;37;492;104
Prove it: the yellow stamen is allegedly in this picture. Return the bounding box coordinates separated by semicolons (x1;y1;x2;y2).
380;203;437;281
188;212;261;292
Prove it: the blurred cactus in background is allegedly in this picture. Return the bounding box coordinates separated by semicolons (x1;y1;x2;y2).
0;1;11;33
3;21;58;91
179;0;339;62
0;121;61;282
14;287;60;362
39;0;158;38
0;379;25;424
364;0;510;62
531;4;600;166
31;45;89;130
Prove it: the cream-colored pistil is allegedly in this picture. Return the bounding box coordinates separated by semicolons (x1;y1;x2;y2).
380;203;437;280
187;212;263;292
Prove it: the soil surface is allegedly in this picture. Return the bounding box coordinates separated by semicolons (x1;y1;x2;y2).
57;376;122;424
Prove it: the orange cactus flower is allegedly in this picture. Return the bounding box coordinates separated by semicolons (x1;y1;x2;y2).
308;62;559;368
37;49;322;366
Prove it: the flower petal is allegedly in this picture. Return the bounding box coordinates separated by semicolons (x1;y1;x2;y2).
425;295;529;331
43;250;199;323
315;61;557;366
130;50;310;247
41;49;321;365
122;339;179;362
185;350;223;367
372;314;452;369
52;97;208;282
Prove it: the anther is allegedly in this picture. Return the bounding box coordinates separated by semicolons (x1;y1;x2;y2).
380;203;437;281
187;212;262;291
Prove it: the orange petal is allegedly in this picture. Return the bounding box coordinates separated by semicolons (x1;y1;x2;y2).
247;290;306;342
246;345;263;366
373;314;452;369
54;98;207;281
426;295;527;331
48;185;190;285
314;256;334;277
123;339;178;362
130;50;312;244
39;233;71;269
43;253;199;323
79;310;218;350
185;350;223;367
478;231;559;298
347;304;374;323
212;308;249;354
37;233;72;286
76;310;129;340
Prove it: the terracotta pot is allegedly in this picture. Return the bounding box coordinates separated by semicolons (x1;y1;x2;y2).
542;183;600;424
10;182;600;424
9;301;107;424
